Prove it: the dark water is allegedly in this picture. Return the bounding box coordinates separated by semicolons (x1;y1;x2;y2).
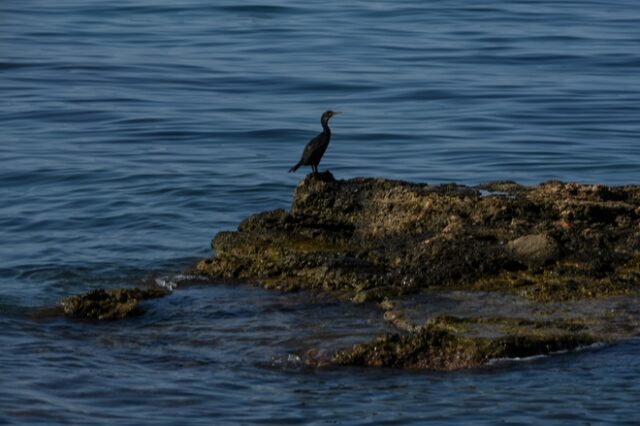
2;0;640;424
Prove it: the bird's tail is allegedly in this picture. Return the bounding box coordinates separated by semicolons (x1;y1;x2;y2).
288;161;302;173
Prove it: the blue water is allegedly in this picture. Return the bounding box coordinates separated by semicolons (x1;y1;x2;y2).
2;0;640;424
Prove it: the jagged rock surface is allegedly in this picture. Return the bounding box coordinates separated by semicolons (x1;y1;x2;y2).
198;173;640;303
196;173;640;369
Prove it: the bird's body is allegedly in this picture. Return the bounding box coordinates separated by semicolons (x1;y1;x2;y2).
289;111;338;174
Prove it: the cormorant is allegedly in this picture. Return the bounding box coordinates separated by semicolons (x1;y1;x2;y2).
289;110;339;174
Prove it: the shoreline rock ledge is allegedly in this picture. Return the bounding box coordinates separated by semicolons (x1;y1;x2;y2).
197;172;640;370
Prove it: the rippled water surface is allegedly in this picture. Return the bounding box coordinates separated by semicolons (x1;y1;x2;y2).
2;0;640;424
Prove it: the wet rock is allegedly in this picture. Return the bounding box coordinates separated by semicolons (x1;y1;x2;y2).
331;316;598;370
198;175;640;303
196;175;640;369
60;287;169;320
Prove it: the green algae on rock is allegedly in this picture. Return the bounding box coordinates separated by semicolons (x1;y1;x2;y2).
195;174;640;369
331;315;599;370
197;173;640;303
60;287;169;320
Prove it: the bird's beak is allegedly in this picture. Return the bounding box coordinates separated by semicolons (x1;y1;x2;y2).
333;111;341;116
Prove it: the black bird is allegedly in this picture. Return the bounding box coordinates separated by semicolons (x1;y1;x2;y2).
289;110;339;174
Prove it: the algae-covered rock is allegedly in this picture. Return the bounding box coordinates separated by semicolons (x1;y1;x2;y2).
60;287;169;320
331;316;598;370
196;174;640;369
198;174;640;303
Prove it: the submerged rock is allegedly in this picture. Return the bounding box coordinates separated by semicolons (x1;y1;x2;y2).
197;174;640;369
331;316;598;370
60;287;169;320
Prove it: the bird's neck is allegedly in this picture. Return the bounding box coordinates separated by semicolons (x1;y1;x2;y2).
321;120;331;134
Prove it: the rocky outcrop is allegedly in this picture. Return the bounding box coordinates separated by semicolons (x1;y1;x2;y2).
60;287;169;320
196;173;640;369
57;174;640;369
331;315;597;370
198;173;640;302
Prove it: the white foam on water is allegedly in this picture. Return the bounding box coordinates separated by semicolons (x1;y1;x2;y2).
270;353;304;370
154;274;202;291
487;342;608;366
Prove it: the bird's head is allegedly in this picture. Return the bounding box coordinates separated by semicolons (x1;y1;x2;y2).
321;110;340;124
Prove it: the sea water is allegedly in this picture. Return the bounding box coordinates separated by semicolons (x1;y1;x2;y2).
1;1;640;424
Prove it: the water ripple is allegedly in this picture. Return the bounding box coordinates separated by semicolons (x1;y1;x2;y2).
2;0;640;423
